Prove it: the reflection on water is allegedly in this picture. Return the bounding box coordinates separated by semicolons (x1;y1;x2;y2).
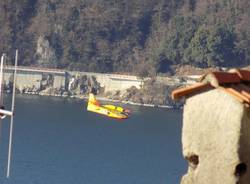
0;95;186;184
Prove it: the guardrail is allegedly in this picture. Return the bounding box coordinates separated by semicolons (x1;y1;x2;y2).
5;66;65;75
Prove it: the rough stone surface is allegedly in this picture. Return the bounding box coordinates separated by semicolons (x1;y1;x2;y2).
68;75;103;95
36;36;57;67
181;89;250;184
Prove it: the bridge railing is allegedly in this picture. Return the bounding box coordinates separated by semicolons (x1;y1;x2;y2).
5;65;65;75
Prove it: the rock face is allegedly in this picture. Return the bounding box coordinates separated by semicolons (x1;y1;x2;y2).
181;89;250;184
68;75;103;96
36;36;57;67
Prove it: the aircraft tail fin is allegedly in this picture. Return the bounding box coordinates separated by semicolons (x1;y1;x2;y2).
88;93;100;106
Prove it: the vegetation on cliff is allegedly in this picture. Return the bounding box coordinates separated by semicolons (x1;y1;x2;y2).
0;0;249;76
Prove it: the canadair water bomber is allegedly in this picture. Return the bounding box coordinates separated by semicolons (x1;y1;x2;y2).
87;93;130;119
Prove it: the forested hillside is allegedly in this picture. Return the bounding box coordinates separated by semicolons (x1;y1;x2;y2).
0;0;249;76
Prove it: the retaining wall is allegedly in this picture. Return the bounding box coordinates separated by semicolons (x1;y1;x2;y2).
4;67;143;93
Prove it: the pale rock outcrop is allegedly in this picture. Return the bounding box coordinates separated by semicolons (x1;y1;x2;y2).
68;75;103;95
36;36;57;67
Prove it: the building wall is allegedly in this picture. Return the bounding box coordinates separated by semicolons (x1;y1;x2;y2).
239;108;250;183
181;89;250;184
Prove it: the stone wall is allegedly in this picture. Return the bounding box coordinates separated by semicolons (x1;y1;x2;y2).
181;89;250;184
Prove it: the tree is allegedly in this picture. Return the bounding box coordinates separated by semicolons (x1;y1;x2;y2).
186;25;241;67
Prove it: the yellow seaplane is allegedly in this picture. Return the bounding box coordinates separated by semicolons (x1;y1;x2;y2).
87;93;130;119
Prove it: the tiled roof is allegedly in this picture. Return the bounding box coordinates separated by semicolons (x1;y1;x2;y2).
171;69;250;106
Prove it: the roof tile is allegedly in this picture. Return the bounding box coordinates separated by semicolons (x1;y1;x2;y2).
236;70;250;81
172;69;250;106
223;87;250;104
171;83;211;100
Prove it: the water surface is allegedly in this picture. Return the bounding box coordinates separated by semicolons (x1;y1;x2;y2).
0;95;186;184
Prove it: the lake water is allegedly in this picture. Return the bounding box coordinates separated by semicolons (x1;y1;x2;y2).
0;95;186;184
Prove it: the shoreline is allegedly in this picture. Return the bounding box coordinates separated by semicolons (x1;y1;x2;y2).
4;66;187;109
21;92;174;109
